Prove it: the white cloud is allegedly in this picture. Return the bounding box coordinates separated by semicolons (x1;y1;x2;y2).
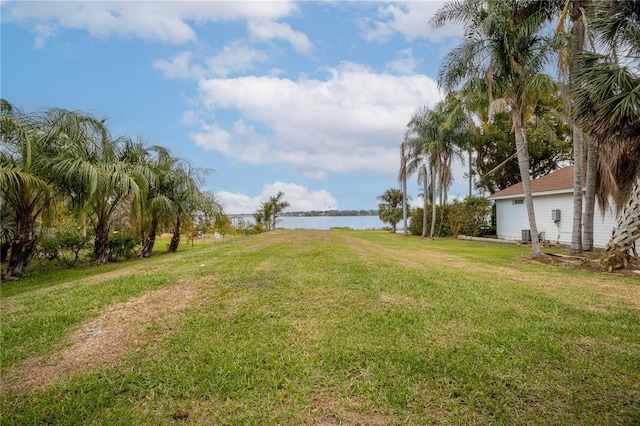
216;182;338;214
248;20;313;54
154;51;202;79
155;42;270;80
4;1;299;46
192;62;443;179
385;48;418;75
32;23;56;49
361;2;464;43
206;41;270;77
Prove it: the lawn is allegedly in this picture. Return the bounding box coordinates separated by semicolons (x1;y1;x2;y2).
1;230;638;425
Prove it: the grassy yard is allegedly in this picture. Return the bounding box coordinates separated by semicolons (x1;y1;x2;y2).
1;230;638;425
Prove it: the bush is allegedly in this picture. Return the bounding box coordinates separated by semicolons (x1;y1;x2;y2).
107;234;141;261
447;196;492;237
57;232;91;261
408;205;451;237
39;237;61;260
38;232;91;264
409;197;492;238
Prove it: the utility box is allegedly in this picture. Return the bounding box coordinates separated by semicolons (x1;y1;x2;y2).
552;209;561;222
522;229;531;241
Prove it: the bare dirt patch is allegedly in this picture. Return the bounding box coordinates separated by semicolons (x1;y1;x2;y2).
4;279;210;392
310;397;392;426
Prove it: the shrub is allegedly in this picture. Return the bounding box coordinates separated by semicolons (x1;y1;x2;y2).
107;234;141;261
57;232;91;261
447;196;492;237
408;197;492;238
39;237;61;260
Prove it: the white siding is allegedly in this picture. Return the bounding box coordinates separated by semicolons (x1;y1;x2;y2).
592;203;617;248
494;192;617;248
495;199;531;241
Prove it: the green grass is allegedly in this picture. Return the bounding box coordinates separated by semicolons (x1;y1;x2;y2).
1;230;639;425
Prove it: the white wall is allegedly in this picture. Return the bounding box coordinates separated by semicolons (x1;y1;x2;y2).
495;192;617;248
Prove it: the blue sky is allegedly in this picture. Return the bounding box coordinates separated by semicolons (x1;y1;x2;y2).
1;1;468;214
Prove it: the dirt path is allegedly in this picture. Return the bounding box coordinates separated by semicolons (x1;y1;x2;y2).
3;278;210;392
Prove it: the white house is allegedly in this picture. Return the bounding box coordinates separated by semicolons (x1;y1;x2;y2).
488;166;617;248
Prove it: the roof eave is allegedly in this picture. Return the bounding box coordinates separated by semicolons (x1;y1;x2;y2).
489;188;574;200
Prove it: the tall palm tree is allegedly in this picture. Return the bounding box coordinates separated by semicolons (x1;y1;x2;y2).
398;137;410;236
0;100;53;279
554;0;591;253
573;0;640;268
433;0;556;258
417;163;430;238
406;106;442;238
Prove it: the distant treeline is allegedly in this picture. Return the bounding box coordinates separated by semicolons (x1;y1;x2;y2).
281;209;378;217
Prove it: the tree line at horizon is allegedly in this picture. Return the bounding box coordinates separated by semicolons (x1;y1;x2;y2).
1;100;224;280
379;0;638;270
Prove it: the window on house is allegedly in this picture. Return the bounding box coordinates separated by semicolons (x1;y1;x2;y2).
513;199;524;205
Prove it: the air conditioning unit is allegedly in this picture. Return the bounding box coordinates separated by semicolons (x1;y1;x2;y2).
522;229;531;241
552;209;561;222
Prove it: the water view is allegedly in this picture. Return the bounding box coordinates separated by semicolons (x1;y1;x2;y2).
278;215;384;230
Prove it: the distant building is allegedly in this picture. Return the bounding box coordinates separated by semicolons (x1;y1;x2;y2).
489;166;617;248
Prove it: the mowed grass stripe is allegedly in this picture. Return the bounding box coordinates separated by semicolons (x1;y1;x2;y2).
1;230;638;425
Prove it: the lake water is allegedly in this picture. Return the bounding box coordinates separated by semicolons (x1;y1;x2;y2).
277;215;385;230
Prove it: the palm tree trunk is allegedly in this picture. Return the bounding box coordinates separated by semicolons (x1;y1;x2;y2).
603;177;640;271
139;215;158;258
422;165;428;238
430;166;437;238
513;112;541;258
570;124;584;254
582;138;599;251
94;222;110;264
468;148;473;197
1;214;37;281
169;216;181;252
402;173;408;236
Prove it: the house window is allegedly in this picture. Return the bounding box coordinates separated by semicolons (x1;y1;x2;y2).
513;199;524;205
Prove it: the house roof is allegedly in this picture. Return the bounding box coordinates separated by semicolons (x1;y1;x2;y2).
489;166;575;200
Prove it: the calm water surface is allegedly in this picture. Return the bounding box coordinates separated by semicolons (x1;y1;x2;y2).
278;215;384;230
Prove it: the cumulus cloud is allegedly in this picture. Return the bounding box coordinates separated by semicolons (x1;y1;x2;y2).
154;43;269;80
385;48;418;75
4;1;299;46
206;41;270;77
154;51;201;79
361;1;464;43
248;20;313;54
216;182;338;214
191;62;442;179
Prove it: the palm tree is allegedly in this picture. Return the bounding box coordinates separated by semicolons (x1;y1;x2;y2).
573;0;640;268
134;143;174;258
417;163;430;238
377;188;404;233
268;191;289;230
553;0;591;253
46;125;153;263
406;106;440;238
165;161;210;252
398;137;410;236
433;0;556;258
378;188;404;234
0;100;53;279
